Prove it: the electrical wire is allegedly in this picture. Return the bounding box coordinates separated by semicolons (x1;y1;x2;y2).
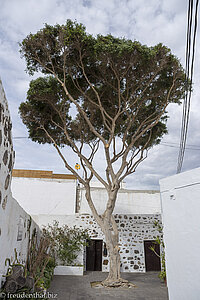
12;136;200;151
160;143;200;150
178;0;193;170
177;0;199;173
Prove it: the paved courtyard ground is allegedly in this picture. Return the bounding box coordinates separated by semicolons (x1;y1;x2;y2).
49;271;168;300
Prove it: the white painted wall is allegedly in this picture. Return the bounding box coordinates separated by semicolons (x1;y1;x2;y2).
0;198;39;286
89;181;126;189
160;167;200;300
80;187;161;214
12;177;160;216
0;79;40;287
32;213;161;273
12;177;77;215
32;214;79;228
32;214;84;266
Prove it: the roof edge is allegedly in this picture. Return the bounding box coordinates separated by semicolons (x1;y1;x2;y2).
12;169;76;180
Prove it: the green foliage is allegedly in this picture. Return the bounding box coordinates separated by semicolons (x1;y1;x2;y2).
19;76;71;145
33;258;56;291
151;221;166;281
43;258;56;289
43;221;89;265
19;20;187;150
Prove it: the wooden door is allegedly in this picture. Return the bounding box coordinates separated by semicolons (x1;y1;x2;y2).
95;240;102;271
86;240;95;271
86;240;102;271
144;240;161;271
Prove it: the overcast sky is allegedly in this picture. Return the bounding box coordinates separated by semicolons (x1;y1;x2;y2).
0;0;200;189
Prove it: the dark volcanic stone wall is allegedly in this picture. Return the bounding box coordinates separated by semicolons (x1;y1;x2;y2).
0;78;14;215
79;213;162;272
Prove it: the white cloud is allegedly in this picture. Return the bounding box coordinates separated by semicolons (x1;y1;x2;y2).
0;0;199;189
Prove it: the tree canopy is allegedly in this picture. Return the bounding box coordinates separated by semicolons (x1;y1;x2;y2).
19;20;187;286
19;20;186;155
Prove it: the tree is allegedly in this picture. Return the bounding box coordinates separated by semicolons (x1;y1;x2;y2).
19;20;186;286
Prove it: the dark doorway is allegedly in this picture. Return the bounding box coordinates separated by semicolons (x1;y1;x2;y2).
86;239;103;271
144;240;161;271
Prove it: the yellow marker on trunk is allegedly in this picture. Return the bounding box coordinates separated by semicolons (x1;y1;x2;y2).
75;163;80;170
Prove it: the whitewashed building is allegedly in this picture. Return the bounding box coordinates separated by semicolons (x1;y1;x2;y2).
12;170;162;273
0;79;39;287
12;169;77;215
160;168;200;300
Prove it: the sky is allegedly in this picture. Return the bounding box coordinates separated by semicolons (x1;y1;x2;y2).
0;0;200;190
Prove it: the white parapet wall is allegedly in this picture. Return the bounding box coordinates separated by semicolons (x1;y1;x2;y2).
12;171;77;215
79;186;161;215
0;79;40;287
160;167;200;300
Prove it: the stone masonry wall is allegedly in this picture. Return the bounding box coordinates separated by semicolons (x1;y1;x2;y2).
33;213;162;272
0;78;14;210
79;213;162;272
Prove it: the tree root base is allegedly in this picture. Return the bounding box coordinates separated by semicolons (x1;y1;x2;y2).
91;279;137;289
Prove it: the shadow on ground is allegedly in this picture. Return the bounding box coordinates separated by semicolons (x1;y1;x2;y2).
49;271;168;300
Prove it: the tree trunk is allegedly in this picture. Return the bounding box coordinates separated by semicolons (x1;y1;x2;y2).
104;231;121;283
101;215;127;286
84;184;128;286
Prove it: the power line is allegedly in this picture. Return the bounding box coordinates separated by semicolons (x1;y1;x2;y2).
13;137;28;139
162;141;200;147
177;0;199;173
177;0;193;173
160;143;200;151
178;0;193;170
13;136;200;151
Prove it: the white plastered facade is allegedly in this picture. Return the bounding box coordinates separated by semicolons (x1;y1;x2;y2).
160;167;200;300
0;79;39;287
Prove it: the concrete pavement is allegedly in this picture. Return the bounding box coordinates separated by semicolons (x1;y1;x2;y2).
49;271;168;300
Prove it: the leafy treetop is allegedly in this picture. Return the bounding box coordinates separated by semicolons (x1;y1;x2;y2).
19;20;186;152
